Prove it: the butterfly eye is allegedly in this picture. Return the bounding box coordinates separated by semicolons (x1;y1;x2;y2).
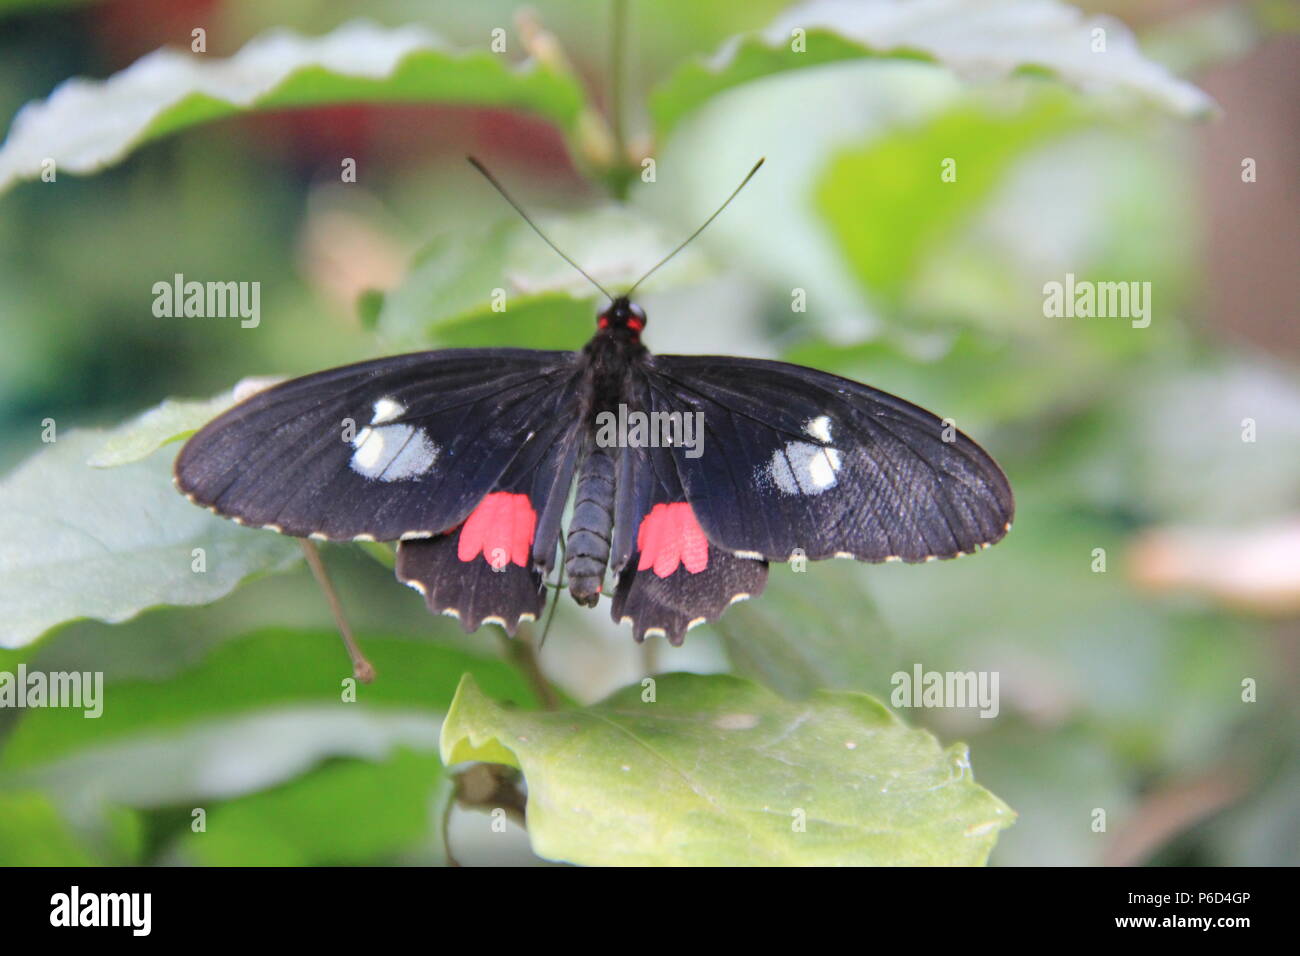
627;304;647;332
597;315;610;329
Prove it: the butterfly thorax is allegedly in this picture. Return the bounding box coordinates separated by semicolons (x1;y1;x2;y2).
578;297;648;428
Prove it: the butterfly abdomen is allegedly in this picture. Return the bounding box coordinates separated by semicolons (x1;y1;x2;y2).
566;445;616;607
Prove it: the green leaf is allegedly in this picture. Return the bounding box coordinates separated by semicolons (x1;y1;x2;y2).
377;207;710;350
0;431;300;648
817;95;1081;308
175;749;453;866
1;629;537;772
87;378;282;468
441;672;1014;865
422;295;593;351
651;0;1214;140
356;539;397;570
356;288;386;332
0;790;96;865
0;631;528;864
0;21;587;194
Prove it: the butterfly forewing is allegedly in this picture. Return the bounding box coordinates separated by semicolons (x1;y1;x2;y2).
641;355;1014;563
175;348;580;541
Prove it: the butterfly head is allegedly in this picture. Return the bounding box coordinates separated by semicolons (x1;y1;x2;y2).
597;297;647;339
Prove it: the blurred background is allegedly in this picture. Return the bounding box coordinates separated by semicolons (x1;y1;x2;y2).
0;0;1296;865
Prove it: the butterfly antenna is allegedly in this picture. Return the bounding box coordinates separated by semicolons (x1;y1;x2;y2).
626;157;765;297
467;156;615;301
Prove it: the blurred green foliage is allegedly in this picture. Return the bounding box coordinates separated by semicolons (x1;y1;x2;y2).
0;0;1296;866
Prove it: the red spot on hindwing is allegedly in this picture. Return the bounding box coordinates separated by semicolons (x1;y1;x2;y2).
457;493;537;569
636;502;709;577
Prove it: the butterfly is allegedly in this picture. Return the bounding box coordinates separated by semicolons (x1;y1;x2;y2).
175;159;1014;645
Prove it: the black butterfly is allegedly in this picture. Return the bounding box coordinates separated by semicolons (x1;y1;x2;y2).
175;160;1013;645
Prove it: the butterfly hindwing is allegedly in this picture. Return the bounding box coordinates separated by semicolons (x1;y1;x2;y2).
175;348;580;541
611;547;768;646
610;445;768;644
396;535;546;636
640;355;1013;563
396;417;584;633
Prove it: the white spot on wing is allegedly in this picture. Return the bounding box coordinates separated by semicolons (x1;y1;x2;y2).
349;397;438;481
803;415;833;443
371;396;406;424
765;441;842;496
385;431;438;478
351;427;386;470
807;447;841;488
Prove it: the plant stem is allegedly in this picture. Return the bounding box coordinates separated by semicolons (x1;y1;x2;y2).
299;540;375;683
611;0;628;167
500;630;560;710
641;636;659;678
607;0;639;199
